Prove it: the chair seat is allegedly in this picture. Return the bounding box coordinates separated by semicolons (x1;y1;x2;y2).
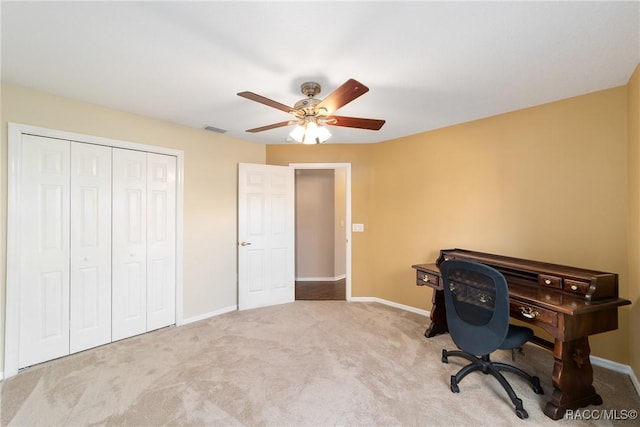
499;324;534;350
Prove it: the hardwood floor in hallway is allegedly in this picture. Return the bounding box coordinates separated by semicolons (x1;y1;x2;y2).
295;278;346;300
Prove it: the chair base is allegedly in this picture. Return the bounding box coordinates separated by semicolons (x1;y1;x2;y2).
442;349;544;419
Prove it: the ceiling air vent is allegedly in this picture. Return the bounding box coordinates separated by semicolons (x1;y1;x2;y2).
204;125;227;133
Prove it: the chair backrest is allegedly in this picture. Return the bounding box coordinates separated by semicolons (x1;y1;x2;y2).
440;259;510;356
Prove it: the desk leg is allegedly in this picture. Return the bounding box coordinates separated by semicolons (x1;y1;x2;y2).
424;289;448;338
543;337;603;420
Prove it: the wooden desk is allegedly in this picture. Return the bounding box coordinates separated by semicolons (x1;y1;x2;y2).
413;249;631;420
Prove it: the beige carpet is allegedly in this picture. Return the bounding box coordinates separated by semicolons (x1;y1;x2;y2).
1;301;639;426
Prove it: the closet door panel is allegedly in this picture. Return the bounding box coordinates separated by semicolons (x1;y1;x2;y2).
19;135;71;368
112;148;147;341
70;143;112;353
146;154;176;331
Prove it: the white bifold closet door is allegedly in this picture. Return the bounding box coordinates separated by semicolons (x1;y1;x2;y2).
146;152;177;331
19;135;112;367
112;149;176;341
18;135;176;369
70;142;112;353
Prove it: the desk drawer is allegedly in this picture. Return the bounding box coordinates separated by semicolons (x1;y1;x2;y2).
564;279;589;296
416;271;440;288
510;301;558;327
538;274;562;289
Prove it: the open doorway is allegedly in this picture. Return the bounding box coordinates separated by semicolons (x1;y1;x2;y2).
291;163;351;300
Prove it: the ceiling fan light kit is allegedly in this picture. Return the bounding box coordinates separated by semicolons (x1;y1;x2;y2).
238;79;385;144
290;120;331;144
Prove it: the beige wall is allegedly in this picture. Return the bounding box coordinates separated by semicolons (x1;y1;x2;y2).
268;85;633;365
0;83;266;371
373;87;630;363
295;169;335;278
627;64;640;377
294;168;347;280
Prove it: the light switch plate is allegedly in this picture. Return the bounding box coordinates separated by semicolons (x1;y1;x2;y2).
352;223;365;232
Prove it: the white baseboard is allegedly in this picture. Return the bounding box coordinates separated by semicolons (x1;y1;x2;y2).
590;354;631;374
349;296;430;317
351;296;639;397
296;275;346;282
180;305;237;325
0;370;3;381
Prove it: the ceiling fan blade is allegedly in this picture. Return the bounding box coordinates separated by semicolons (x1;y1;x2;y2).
246;120;297;133
326;116;385;131
237;91;294;114
316;79;370;116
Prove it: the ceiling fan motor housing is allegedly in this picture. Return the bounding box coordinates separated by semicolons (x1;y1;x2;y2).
294;82;323;117
294;97;321;115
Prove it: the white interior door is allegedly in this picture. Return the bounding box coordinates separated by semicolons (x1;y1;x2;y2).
19;135;71;368
70;142;112;353
146;153;177;331
238;163;295;310
112;148;147;340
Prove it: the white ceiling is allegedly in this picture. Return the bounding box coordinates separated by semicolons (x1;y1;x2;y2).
2;1;639;145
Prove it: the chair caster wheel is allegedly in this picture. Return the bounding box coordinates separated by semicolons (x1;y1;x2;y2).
450;376;459;393
442;349;449;363
515;408;528;419
531;376;544;394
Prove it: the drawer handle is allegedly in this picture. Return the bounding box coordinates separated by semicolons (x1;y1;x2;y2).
570;285;578;291
422;274;430;282
544;279;551;285
520;306;539;319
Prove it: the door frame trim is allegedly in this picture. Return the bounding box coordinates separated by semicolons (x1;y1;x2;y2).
289;163;352;300
4;122;184;379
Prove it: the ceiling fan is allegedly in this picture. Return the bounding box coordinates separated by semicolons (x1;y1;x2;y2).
237;79;385;144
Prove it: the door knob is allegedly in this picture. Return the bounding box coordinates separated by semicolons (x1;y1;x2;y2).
240;241;252;246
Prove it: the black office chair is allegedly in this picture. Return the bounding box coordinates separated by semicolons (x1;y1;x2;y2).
439;259;544;419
